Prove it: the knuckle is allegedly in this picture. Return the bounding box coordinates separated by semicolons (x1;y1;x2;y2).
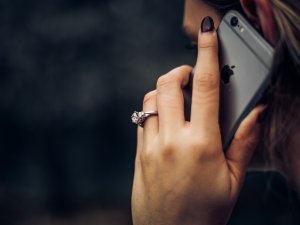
232;131;258;151
157;66;193;91
159;135;176;160
233;132;244;143
244;136;259;151
233;125;248;142
194;71;219;91
172;65;193;74
198;37;217;51
161;146;175;161
143;91;156;105
157;74;173;90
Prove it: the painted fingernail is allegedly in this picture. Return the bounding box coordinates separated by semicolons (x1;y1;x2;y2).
201;16;214;33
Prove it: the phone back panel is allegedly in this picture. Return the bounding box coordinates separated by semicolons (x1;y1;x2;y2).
218;11;274;149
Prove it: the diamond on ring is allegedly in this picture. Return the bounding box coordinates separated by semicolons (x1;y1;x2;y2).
131;111;158;127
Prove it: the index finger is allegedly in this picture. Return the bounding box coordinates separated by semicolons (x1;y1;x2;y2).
191;16;220;132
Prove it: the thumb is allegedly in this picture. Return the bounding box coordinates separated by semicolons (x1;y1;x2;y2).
226;105;267;182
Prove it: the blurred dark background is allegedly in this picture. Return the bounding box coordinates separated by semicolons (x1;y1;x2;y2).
0;0;194;224
1;1;298;225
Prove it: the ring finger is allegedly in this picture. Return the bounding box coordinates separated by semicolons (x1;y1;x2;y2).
142;90;159;145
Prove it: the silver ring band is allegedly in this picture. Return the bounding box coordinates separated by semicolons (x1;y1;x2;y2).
131;111;158;127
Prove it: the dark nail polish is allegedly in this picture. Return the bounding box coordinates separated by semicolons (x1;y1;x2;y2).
201;16;214;33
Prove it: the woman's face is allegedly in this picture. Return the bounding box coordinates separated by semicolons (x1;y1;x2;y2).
183;0;222;44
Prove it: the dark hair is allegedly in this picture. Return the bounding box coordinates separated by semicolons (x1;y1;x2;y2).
202;0;242;14
203;0;300;174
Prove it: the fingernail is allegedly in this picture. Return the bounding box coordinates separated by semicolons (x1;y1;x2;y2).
201;16;214;33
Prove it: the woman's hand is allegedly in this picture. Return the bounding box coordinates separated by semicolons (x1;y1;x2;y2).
132;17;265;225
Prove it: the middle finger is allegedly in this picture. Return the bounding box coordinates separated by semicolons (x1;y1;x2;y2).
156;66;192;133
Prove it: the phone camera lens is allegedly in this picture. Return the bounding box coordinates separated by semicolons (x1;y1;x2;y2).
230;16;238;27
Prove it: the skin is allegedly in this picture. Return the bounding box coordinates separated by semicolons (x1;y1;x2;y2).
132;0;299;224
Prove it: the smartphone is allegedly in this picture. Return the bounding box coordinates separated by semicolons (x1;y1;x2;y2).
183;10;274;150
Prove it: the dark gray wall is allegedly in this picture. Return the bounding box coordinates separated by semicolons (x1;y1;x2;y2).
0;0;195;215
